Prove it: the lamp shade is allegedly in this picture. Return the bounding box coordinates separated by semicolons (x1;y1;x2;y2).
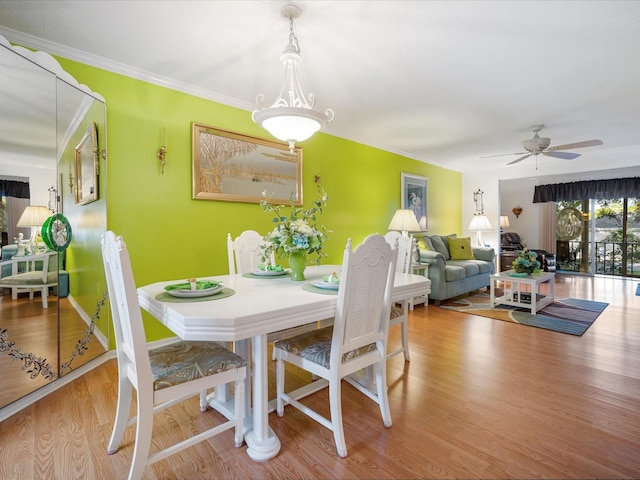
467;214;493;232
388;209;421;233
16;205;51;228
500;215;510;228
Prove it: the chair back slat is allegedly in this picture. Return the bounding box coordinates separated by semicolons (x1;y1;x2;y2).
227;230;274;274
102;231;152;385
332;234;397;360
384;231;414;274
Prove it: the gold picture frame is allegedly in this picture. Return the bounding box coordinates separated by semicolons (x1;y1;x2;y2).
74;122;99;206
192;123;302;205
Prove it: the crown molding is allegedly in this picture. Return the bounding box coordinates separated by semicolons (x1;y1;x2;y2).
0;26;254;113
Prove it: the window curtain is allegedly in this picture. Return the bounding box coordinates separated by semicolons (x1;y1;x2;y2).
540;201;557;254
0;179;30;199
0;179;31;246
533;177;640;203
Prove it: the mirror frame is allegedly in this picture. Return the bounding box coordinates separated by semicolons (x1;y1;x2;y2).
74;121;99;205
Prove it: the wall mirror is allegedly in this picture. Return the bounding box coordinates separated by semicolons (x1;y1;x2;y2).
74;121;99;205
0;33;108;414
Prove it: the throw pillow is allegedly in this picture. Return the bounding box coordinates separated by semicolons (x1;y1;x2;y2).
449;237;475;260
429;235;450;260
416;238;429;250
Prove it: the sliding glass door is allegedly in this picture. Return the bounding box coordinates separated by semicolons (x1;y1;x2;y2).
556;197;640;277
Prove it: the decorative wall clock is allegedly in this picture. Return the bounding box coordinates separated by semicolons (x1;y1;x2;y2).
42;214;73;251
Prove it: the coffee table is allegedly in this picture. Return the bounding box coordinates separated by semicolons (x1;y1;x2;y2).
489;270;555;314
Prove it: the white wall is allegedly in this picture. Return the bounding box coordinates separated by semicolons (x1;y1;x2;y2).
1;163;55;206
461;150;640;258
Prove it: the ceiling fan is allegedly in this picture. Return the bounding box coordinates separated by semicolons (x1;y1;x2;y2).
483;124;603;165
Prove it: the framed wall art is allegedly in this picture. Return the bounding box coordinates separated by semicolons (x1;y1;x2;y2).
401;172;428;230
74;122;99;206
192;123;303;205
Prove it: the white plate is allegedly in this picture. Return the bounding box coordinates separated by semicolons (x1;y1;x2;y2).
166;285;223;298
311;280;340;290
250;269;288;276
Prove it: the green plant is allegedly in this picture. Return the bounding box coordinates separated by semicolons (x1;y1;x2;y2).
260;189;329;265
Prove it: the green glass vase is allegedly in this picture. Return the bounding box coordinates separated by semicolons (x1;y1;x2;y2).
288;250;308;281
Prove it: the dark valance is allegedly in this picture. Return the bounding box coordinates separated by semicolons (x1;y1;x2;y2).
0;179;30;199
533;177;640;203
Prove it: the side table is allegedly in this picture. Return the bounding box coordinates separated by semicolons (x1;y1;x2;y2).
410;263;430;310
489;270;555;314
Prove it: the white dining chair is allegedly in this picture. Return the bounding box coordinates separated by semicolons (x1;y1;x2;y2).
273;233;398;458
227;230;318;356
0;250;58;308
227;230;274;274
102;231;247;480
384;230;415;361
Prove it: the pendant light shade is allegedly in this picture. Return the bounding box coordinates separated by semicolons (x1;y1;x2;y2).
253;4;333;152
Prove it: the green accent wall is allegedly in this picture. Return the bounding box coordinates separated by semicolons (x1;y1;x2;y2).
58;58;462;343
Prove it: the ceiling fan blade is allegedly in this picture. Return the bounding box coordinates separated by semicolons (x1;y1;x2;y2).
507;154;531;165
543;151;581;160
547;139;603;151
480;152;528;159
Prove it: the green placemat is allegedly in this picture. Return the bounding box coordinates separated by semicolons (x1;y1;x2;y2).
242;272;290;279
155;288;235;303
303;284;338;295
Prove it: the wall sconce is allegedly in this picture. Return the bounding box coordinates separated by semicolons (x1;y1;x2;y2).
68;165;74;193
157;127;167;174
512;205;523;218
473;189;484;214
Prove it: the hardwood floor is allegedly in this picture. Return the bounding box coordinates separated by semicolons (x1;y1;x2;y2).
1;274;639;479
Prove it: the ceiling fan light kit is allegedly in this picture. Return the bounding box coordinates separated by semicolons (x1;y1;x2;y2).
483;124;603;166
252;4;334;152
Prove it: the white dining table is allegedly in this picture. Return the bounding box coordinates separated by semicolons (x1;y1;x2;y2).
137;264;430;461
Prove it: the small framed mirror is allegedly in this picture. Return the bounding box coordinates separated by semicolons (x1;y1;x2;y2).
74;122;99;205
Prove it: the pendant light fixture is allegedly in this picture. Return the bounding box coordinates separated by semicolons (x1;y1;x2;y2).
253;4;334;152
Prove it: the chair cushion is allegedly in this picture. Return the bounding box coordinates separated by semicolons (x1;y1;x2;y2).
274;326;377;369
449;237;475;260
0;271;57;285
150;341;247;391
389;304;404;319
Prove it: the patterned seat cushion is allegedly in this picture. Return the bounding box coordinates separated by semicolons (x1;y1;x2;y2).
149;341;247;391
274;326;377;369
0;271;57;285
389;304;404;319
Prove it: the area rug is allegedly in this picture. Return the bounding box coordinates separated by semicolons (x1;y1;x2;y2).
438;291;608;336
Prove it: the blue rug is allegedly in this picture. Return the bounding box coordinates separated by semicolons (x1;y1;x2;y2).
636;283;640;296
439;294;608;336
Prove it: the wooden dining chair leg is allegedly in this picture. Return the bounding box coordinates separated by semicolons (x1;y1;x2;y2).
233;375;245;448
329;379;347;458
199;391;208;412
107;374;134;454
375;361;392;427
400;305;410;361
130;397;154;480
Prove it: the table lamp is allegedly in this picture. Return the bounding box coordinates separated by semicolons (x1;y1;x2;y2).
500;215;510;232
468;214;493;247
388;209;421;238
16;205;51;254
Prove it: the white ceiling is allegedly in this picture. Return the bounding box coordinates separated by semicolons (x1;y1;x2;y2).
1;0;640;174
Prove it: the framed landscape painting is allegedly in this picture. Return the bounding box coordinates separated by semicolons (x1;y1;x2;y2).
192;123;302;205
401;172;428;230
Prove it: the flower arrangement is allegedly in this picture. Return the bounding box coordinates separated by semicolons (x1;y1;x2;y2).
260;189;329;265
512;247;541;274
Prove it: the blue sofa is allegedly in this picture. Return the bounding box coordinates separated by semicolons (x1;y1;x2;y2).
417;234;495;305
